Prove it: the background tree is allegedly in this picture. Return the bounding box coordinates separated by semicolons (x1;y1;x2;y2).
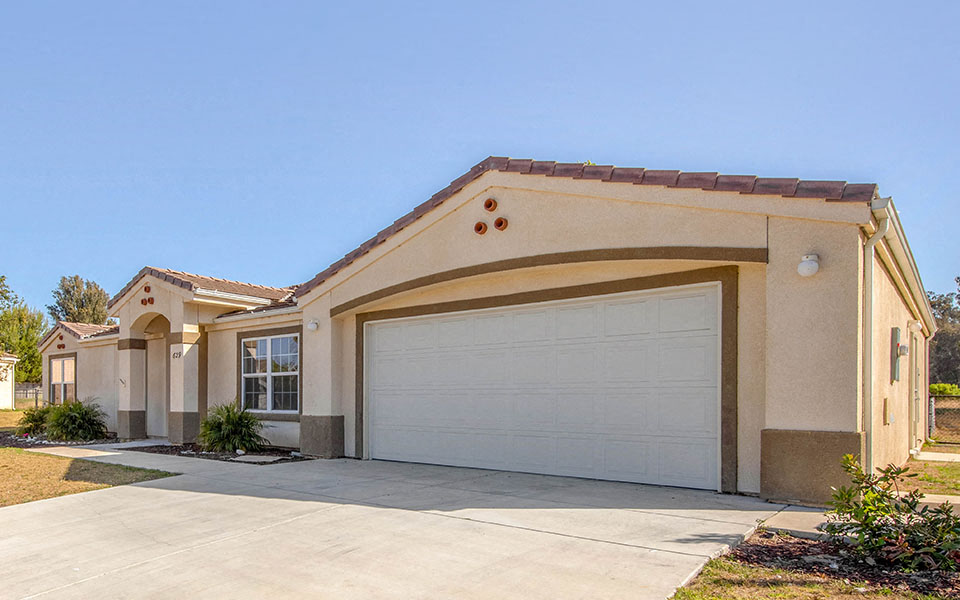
47;275;110;325
928;279;960;385
0;276;49;383
0;275;15;310
0;303;48;382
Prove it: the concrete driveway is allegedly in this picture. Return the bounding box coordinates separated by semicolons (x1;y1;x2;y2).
0;446;784;599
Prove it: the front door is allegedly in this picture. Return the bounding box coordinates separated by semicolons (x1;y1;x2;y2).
145;337;168;437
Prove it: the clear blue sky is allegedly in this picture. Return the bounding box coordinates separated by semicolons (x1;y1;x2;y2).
2;1;958;314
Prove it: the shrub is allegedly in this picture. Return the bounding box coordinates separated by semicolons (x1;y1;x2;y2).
198;404;268;453
45;399;108;441
16;406;51;436
823;454;960;570
930;383;960;396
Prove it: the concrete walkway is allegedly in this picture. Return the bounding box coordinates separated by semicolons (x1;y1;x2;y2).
915;450;960;462
2;445;788;599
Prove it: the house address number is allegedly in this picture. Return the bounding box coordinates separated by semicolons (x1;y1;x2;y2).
172;351;183;359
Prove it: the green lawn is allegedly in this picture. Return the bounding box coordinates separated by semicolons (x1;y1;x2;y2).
906;458;960;496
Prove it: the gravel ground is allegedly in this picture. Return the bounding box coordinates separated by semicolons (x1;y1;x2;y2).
0;430;116;449
128;443;314;465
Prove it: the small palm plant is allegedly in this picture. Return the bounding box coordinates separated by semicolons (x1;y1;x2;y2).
45;399;108;441
198;403;268;453
16;406;52;436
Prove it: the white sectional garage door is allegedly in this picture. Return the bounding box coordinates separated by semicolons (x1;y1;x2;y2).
365;284;720;490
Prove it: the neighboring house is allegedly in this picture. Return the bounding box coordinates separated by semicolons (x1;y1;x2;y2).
37;156;935;504
0;353;18;410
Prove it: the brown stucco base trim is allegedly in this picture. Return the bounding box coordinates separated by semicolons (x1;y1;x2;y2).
117;410;146;439
118;338;147;351
168;411;200;444
355;265;739;493
760;429;866;506
300;415;345;458
332;246;765;316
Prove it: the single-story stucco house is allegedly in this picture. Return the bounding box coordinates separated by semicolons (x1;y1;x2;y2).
0;352;18;410
39;156;935;504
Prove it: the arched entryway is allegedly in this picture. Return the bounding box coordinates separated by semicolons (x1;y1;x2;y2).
142;314;171;438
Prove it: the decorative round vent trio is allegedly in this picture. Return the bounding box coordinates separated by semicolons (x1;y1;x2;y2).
475;197;508;235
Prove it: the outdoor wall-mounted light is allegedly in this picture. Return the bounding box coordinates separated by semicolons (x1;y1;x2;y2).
908;319;923;332
797;254;820;277
306;320;319;331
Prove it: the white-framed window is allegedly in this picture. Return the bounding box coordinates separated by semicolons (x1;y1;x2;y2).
50;356;76;404
241;334;299;412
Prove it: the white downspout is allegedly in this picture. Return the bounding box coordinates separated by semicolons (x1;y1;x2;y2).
863;197;890;475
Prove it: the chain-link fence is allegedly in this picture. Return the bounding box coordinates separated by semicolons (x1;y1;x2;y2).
13;384;42;410
930;395;960;443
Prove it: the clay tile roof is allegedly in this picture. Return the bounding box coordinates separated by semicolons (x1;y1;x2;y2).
108;266;295;309
39;321;121;350
292;156;878;300
59;322;119;339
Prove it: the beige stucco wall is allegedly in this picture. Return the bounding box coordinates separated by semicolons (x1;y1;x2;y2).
764;217;863;432
0;359;14;410
205;316;302;448
79;341;119;432
871;253;924;469
40;329;119;433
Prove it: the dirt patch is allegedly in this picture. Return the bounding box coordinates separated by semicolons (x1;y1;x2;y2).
721;531;959;597
0;447;174;507
128;443;314;465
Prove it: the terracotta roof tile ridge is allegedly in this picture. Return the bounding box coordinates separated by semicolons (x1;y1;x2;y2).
292;156;878;299
155;267;294;293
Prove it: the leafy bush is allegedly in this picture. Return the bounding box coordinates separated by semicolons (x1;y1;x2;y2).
16;406;51;435
198;404;268;453
823;454;960;570
930;383;960;396
45;399;108;441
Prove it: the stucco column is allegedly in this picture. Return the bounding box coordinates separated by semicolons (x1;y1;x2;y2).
117;335;147;439
168;304;201;444
300;296;344;458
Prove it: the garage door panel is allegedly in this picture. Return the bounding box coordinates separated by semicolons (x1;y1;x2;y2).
556;305;600;339
510;349;557;384
603;298;655;337
476;314;510;345
658;441;716;488
437;318;473;348
657;389;718;435
603;439;655;480
603;343;655;382
659;293;715;333
556;392;600;426
557;347;600;383
657;337;717;383
514;309;552;342
368;285;720;489
512;393;556;426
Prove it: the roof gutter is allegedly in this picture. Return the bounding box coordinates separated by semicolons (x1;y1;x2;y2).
193;288;273;307
862;198;891;476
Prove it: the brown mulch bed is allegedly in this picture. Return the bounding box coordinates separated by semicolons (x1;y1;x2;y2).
733;530;960;596
0;430;116;449
128;443;314;465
